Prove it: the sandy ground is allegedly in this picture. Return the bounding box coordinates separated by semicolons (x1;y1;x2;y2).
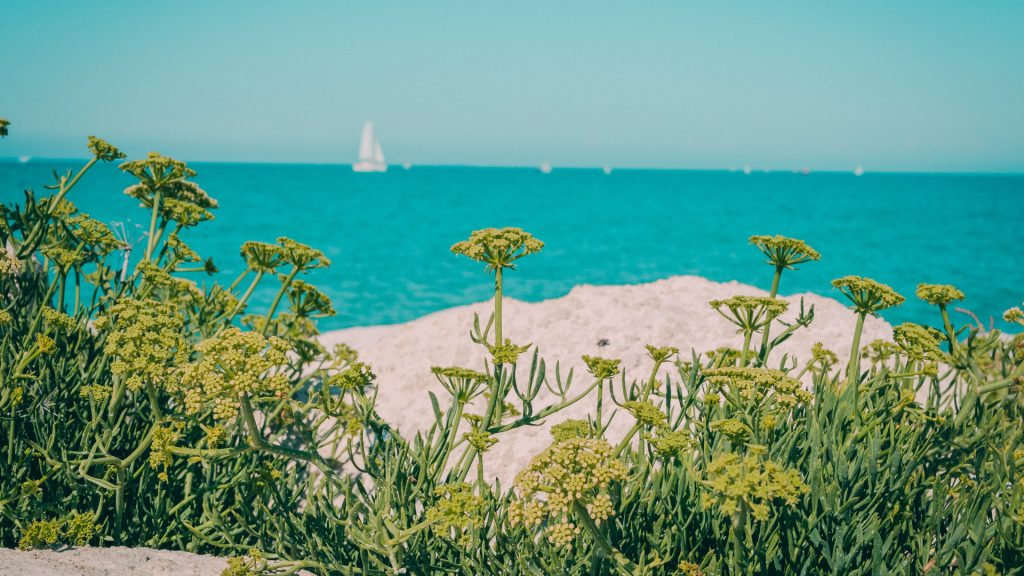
2;275;891;574
0;546;231;575
320;275;892;486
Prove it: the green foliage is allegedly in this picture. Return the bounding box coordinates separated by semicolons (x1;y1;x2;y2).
2;131;1024;576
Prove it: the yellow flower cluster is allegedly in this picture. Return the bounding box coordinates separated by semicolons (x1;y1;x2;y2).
1004;307;1024;326
278;237;331;270
648;429;693;459
326;361;375;391
35;334;56;355
87;136;125;162
709;296;788;332
862;339;900;365
645;344;679;363
241;241;286;272
287;278;336;317
892;323;945;373
166;234;200;263
490;338;531;365
748;235;820;269
915;283;965;307
702;366;810;407
832;276;904;316
450;227;544;272
100;298;188;392
510;437;628;548
551;419;592;441
810;342;838;369
68;214;121;256
463;429;498;453
42;307;76;333
0;251;21;275
623;400;667;427
582;355;621;379
149;422;184;480
701;453;809;521
711;418;752;443
426;483;485;537
179;328;291;420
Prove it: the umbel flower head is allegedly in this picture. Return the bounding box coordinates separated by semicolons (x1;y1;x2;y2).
489;338;531;365
582;355;621;379
510;437;628;549
702;366;810;408
120;153;218;225
426;483;485;541
709;296;788;332
98;298;189;392
915;283;965;307
241;241;286;272
700;453;809;521
645;344;679;364
278;237;331;270
748;235;820;269
87;136;125;163
832;276;904;316
623;400;667;428
551;419;592;441
67;214;121;256
179;327;291;420
451;227;544;273
810;342;838;370
892;322;945;365
1005;306;1024;326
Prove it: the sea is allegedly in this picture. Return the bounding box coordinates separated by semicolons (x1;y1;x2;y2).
2;160;1022;332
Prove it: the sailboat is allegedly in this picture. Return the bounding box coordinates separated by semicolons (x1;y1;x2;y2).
353;121;387;173
602;165;612;175
853;165;864;177
538;161;552;174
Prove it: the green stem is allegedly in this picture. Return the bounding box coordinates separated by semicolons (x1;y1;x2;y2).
740;330;753;367
758;265;784;359
144;190;163;261
494;267;503;345
847;312;866;418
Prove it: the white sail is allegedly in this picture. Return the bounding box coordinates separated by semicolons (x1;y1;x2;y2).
354;121;387;172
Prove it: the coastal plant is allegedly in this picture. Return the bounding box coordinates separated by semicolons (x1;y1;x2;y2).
2;122;1024;575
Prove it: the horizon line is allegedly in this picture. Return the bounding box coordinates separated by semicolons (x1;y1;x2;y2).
2;156;1023;177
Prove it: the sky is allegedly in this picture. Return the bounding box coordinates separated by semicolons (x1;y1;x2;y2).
2;1;1023;172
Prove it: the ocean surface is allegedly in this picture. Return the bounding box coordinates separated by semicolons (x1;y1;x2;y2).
2;160;1023;332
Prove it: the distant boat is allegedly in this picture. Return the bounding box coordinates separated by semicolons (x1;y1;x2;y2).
800;167;811;176
853;165;864;177
742;165;752;175
353;121;387;173
402;161;412;170
602;165;612;175
18;156;30;164
539;161;552;174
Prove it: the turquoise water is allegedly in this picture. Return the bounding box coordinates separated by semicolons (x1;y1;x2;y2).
2;160;1023;331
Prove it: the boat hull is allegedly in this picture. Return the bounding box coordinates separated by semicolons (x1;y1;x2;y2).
353;162;388;173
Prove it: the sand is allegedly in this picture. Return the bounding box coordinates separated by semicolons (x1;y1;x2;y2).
0;546;231;575
2;275;891;574
320;275;892;486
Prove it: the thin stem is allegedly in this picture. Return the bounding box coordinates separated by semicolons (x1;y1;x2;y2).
740;330;753;367
144;190;163;261
758;265;784;359
494;267;503;345
847;312;866;420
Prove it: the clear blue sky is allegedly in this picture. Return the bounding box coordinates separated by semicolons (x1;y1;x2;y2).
2;0;1023;171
